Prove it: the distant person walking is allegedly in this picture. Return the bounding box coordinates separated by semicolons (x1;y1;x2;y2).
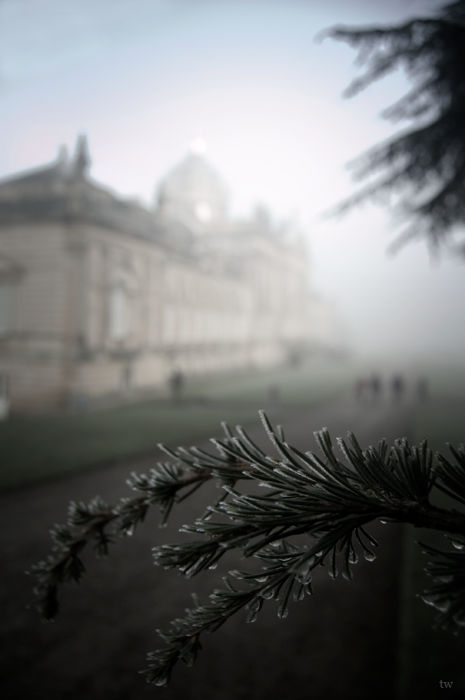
371;373;382;399
169;370;185;403
355;377;366;400
391;374;404;401
355;376;381;401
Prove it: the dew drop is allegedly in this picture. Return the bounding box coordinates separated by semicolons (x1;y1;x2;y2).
364;551;376;562
421;594;440;608
453;612;465;627
293;587;305;601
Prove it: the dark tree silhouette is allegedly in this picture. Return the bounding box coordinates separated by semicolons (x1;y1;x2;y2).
328;1;465;255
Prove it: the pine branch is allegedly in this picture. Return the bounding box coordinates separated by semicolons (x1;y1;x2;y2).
31;419;271;620
421;537;465;629
325;2;465;255
30;459;229;619
32;412;465;687
143;414;465;684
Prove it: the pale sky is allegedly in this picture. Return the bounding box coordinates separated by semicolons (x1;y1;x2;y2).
1;0;463;364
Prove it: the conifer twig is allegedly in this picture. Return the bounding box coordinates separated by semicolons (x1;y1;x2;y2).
32;412;465;686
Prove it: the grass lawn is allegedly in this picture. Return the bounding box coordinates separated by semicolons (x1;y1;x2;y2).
0;403;259;491
183;355;353;404
0;356;354;491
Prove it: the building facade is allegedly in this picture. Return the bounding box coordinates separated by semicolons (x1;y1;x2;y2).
0;136;339;412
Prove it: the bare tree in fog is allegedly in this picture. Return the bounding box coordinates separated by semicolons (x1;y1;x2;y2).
328;1;465;256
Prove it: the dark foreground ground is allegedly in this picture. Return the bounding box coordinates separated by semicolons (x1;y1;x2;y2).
0;392;438;700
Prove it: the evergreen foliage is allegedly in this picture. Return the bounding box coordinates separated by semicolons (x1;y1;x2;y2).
327;1;465;255
32;412;465;687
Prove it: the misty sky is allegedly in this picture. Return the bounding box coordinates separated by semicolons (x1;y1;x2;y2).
1;0;464;364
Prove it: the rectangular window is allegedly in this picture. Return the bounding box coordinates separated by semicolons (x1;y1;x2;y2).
109;286;128;342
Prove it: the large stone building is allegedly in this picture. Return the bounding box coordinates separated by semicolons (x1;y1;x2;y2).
0;136;338;412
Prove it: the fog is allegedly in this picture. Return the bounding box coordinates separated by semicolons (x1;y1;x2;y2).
2;4;465;697
2;0;463;366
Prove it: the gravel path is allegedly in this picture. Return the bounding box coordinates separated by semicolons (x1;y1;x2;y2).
0;392;413;700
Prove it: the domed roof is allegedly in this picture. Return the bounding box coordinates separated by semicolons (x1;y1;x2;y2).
156;151;229;226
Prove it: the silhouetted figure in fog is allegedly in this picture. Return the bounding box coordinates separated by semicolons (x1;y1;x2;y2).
355;377;366;400
416;377;428;402
355;376;381;401
371;374;382;399
169;370;184;403
391;374;404;401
